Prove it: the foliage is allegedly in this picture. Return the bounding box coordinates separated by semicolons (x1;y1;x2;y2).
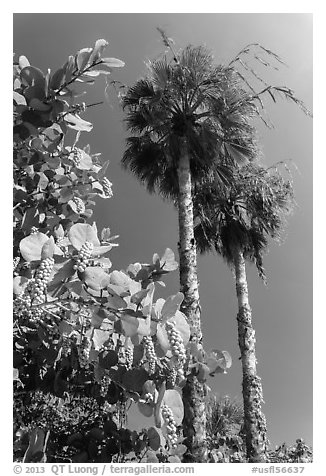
13;39;230;463
194;161;295;282
268;440;313;464
205;395;312;464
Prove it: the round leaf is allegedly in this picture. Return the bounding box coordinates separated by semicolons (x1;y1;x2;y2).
147;427;161;451
83;267;111;291
120;314;139;337
68;223;100;250
138;401;154;418
20;66;45;89
122;368;149;393
166;310;190;346
13;276;29;296
20;232;49;262
41;236;55;259
99;350;118;369
161;389;184;426
101;57;125;68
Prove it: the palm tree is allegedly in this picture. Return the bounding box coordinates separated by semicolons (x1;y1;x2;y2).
193;162;295;462
121;41;266;461
121;34;309;461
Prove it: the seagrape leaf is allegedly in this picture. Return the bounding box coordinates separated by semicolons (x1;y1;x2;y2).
92;329;112;351
131;288;150;306
170;444;187;457
147;427;161;451
161;292;184;321
207;349;232;375
13;91;27;106
154;382;166;428
160;248;178;271
50;67;65;90
67;147;93;170
145;451;159;463
99;350;118;369
76;47;93;72
83;267;110;291
166;310;190;346
95;257;112;270
90;64;112;75
161;389;184;425
196;362;210;382
20;232;49;262
47;258;75;290
101;227;112;243
29;98;52;112
138;401;154;418
137;316;151;336
89;39;109;64
122;368;149;393
109;270;136;292
13;276;29;296
41;236;55;260
64;113;93;132
155;325;169;355
68;223;100;250
62;55;75;85
168;455;181;462
120;314;139;337
92;244;117;258
19;55;30;69
20;66;45;89
101;57;125;68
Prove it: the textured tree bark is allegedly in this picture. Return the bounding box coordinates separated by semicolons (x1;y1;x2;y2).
177;144;207;462
233;246;268;462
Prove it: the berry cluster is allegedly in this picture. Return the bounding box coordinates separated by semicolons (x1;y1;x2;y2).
125;346;133;370
101;177;113;198
71;196;86;214
13;291;32;319
161;404;178;449
142;336;157;375
70;149;81;167
32;257;55;304
165;321;186;366
100;375;111;397
13;286;45;321
167;366;177;387
73;241;94;272
13;256;20;272
78;336;91;368
55;236;65;247
144;392;154;404
61;336;71;357
117;346;126;364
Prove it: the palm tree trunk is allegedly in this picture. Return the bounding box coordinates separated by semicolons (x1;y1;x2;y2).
177;143;207;463
233;246;268;462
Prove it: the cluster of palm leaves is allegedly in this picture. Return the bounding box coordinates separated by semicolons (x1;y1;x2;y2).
121;31;310;462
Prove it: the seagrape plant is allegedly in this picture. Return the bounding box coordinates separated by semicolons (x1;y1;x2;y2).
13;39;231;463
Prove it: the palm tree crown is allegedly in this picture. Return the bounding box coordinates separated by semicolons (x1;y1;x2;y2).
122;45;261;197
194;162;294;280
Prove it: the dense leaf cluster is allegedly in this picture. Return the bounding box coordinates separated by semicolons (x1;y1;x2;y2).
13;39;231;463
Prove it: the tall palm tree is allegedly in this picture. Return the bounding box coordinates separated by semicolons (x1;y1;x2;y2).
121;42;264;461
193;162;295;462
121;35;309;461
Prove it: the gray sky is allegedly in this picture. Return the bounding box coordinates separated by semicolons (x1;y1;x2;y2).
13;13;312;448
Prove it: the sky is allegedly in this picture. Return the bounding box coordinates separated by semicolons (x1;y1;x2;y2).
12;12;313;449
